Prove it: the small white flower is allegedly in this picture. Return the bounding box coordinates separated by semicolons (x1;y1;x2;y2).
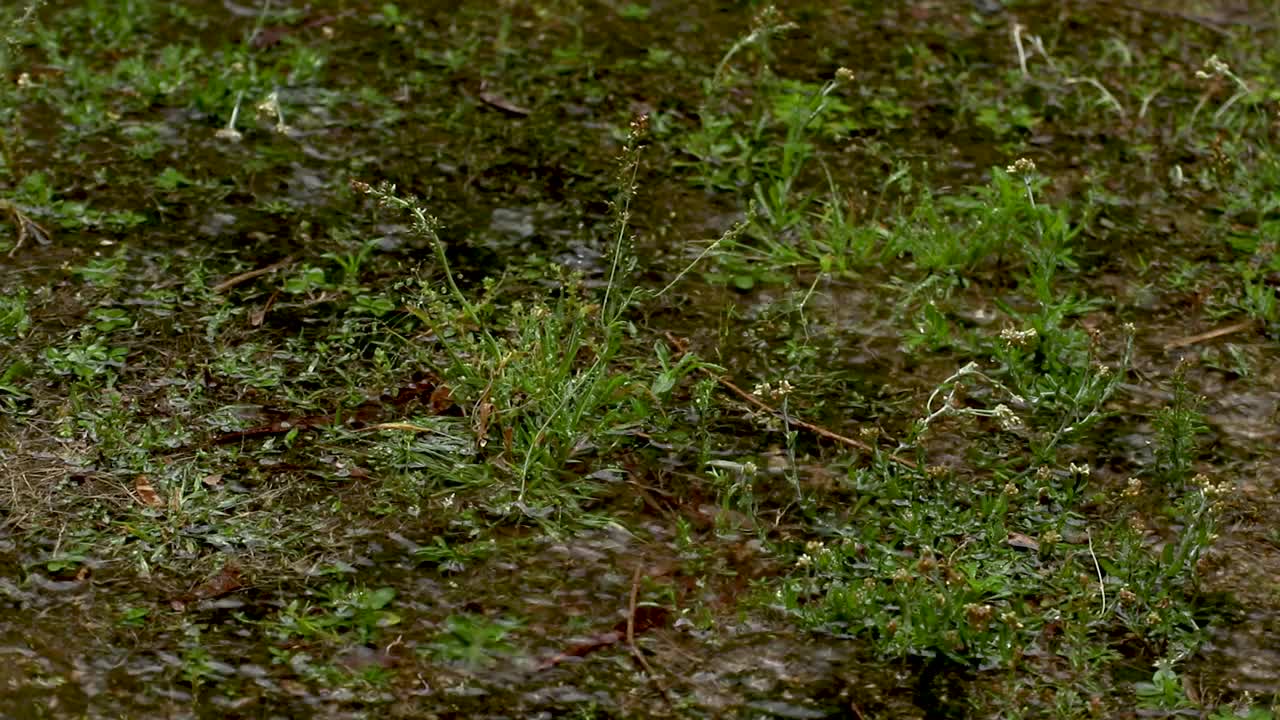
993;404;1023;431
1000;326;1038;346
256;91;281;118
1006;157;1037;176
1123;477;1142;497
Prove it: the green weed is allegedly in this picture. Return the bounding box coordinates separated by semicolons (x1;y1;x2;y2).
426;613;520;666
354;115;719;519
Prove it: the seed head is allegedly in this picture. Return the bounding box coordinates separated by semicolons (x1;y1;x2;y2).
1123;477;1142;497
1006;157;1037;176
629;113;649;140
993;404;1023;431
1000;326;1038;347
1195;54;1231;79
256;91;281;119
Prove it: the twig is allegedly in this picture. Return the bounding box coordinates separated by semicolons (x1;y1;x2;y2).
211;256;294;293
1112;1;1266;36
664;332;918;470
627;567;673;711
4;202;51;258
1163;319;1255;350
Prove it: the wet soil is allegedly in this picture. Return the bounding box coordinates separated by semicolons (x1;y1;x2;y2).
1;0;1278;717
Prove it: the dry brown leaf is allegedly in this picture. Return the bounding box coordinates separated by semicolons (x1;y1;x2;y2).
171;563;245;612
190;563;244;600
134;476;164;508
429;384;454;414
478;86;531;116
473;400;493;448
1007;532;1040;552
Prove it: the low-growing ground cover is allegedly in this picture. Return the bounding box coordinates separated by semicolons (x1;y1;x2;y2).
1;1;1277;717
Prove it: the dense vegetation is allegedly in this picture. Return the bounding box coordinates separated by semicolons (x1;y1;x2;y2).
1;1;1277;717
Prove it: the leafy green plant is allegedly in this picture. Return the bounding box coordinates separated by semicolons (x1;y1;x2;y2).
0;289;29;338
1152;367;1208;484
272;583;400;644
283;265;330;294
1135;659;1195;711
43;340;127;381
426;614;519;666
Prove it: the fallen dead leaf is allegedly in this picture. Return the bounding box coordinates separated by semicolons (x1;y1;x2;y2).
1007;532;1040;552
473;400;493;448
429;384;454;414
478;83;531;116
134;476;164;508
171;563;244;611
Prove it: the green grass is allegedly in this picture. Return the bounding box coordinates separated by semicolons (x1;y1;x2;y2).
1;1;1278;717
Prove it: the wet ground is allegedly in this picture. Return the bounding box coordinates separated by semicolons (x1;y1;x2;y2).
1;0;1278;718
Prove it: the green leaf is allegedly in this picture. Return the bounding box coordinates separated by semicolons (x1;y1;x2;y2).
367;587;396;609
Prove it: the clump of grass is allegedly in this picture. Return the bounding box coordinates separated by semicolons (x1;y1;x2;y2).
353;116;723;520
1;1;53;255
1152;364;1208;485
768;345;1234;714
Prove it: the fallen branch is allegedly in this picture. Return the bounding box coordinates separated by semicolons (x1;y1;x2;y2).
665;332;918;471
627;567;673;712
1113;1;1271;36
1163;319;1255;350
4;201;51;258
212;256;294;293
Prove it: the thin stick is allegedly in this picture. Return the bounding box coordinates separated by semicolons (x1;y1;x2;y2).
4;203;51;258
717;373;904;461
1114;2;1254;37
212;256;294;293
1163;319;1255;349
627;567;673;711
667;332;917;470
665;330;916;468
